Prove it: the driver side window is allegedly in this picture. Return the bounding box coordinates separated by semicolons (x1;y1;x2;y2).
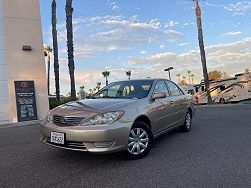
154;81;170;96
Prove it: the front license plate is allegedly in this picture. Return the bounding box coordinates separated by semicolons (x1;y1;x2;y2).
50;132;65;145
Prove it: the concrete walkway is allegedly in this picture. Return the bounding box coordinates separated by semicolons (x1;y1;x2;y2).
0;120;42;129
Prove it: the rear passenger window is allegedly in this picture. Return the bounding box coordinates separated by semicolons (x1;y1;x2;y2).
165;81;183;96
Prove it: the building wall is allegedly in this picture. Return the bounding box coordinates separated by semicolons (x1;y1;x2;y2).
0;0;49;124
0;0;10;124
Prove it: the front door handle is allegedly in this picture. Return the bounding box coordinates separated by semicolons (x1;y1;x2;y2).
170;101;174;105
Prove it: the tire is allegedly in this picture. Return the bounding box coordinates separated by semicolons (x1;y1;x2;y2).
126;121;153;160
180;111;192;132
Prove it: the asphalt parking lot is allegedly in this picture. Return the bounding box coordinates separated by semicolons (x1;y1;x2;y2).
0;104;251;188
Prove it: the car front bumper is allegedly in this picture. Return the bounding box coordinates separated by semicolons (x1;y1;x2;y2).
40;120;133;153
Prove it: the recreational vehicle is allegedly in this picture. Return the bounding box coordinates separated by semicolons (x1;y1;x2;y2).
193;73;251;104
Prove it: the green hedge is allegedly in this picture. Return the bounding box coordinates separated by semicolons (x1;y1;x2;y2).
49;97;78;109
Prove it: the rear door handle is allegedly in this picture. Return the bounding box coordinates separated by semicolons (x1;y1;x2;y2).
170;101;174;105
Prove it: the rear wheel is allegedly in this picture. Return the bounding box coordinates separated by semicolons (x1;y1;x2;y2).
126;121;153;159
180;111;192;132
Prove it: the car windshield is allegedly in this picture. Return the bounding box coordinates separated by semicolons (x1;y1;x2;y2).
92;80;153;99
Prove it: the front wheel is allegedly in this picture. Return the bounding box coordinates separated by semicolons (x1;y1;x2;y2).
126;121;153;160
180;111;192;132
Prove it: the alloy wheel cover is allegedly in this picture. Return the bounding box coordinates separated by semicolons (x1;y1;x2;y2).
127;128;149;155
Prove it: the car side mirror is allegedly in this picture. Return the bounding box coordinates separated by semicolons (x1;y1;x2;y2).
152;92;166;100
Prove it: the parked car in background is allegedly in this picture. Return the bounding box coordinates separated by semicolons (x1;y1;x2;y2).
41;79;195;159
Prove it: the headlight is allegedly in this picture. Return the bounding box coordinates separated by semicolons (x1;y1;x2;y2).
81;111;124;126
46;112;53;122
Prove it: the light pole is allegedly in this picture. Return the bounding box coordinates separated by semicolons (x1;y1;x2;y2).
164;67;174;80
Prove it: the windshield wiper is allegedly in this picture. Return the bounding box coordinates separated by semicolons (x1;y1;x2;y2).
98;96;117;99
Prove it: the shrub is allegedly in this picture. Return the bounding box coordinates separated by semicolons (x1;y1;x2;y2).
49;97;78;110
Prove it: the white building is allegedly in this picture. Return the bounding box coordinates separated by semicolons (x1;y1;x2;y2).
0;0;49;124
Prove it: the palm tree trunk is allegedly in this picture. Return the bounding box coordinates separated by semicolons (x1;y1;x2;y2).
195;3;213;104
188;75;191;86
47;55;50;95
52;0;60;100
66;0;76;99
106;77;108;86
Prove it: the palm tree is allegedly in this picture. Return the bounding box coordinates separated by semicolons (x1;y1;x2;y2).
52;0;60;100
89;89;93;95
96;82;101;91
44;46;52;95
102;71;110;86
176;73;181;84
79;85;85;91
187;71;192;85
182;76;186;81
126;71;132;79
192;0;212;104
244;69;250;74
66;0;76;99
191;74;195;85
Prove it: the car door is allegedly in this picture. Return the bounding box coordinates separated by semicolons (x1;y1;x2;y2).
165;80;188;125
149;80;173;134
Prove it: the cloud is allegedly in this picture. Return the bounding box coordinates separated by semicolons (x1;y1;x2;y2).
159;44;166;48
177;42;190;46
164;21;179;28
205;2;218;7
128;37;251;83
140;51;147;54
223;31;242;37
224;1;251;15
45;15;183;63
108;0;119;11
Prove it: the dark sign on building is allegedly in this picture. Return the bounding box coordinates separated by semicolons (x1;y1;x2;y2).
14;81;38;122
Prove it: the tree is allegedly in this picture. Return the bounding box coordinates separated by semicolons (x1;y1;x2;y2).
96;82;101;91
208;70;222;80
66;0;76;99
182;76;186;81
222;72;230;79
179;80;188;86
192;0;212;104
244;69;251;74
89;89;93;95
52;0;60;100
79;85;85;91
102;71;110;86
44;46;52;95
191;74;195;85
176;73;181;84
126;71;132;79
187;71;192;85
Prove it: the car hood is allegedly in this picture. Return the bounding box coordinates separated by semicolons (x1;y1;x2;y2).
51;98;138;118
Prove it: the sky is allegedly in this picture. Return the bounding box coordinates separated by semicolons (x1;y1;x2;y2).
40;0;251;95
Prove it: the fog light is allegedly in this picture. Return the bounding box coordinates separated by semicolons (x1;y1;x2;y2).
94;141;115;148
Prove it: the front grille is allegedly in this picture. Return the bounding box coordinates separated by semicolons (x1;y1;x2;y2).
45;137;87;151
53;115;84;126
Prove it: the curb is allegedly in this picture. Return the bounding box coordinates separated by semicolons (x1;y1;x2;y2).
0;120;42;129
195;103;247;108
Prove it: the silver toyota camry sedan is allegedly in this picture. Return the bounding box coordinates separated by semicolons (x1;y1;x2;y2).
41;79;195;159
